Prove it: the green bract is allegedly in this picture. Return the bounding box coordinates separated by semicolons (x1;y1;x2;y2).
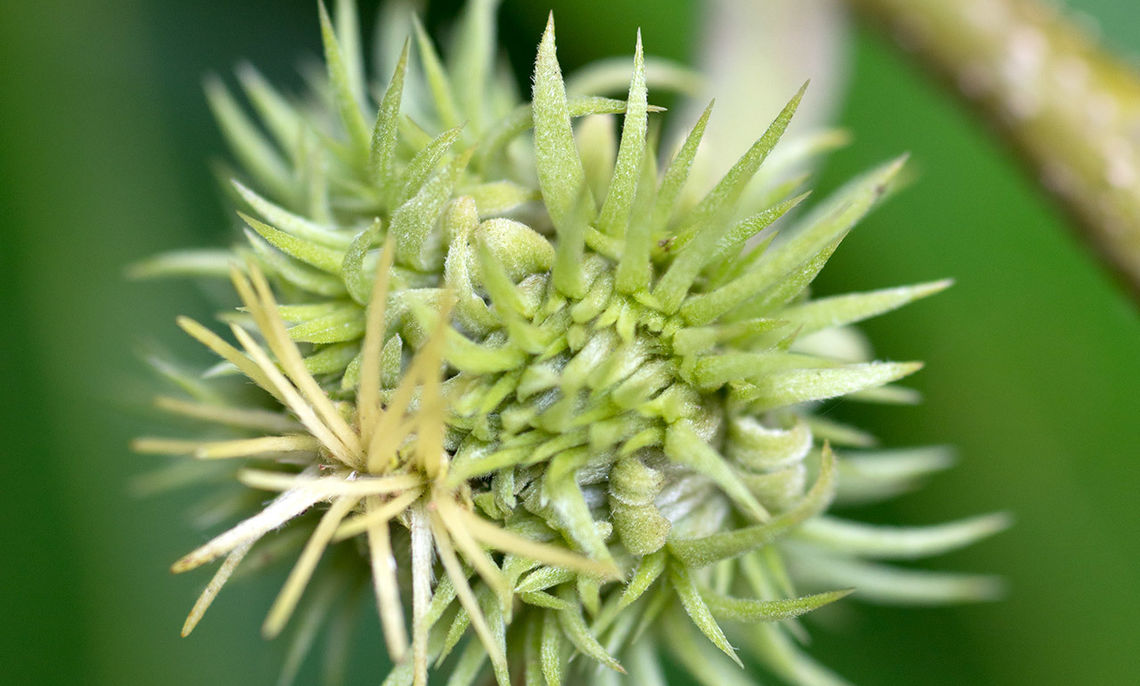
134;2;1007;685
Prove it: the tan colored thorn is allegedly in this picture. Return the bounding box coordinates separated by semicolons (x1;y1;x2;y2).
411;293;455;480
458;505;622;580
333;488;422;541
176;316;282;403
428;508;510;680
262;495;360;638
359;235;397;446
409;505;433;686
229;323;357;467
153;395;301;434
172;479;324;574
365;494;410;661
433;494;511;607
180;541;253;637
236;265;364;462
238;469;423;497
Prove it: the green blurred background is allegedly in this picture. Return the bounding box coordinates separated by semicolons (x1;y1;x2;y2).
2;1;1138;684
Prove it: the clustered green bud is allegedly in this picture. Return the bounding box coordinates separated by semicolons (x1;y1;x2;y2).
133;1;1008;684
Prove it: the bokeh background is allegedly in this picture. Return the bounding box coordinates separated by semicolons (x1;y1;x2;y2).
2;1;1138;684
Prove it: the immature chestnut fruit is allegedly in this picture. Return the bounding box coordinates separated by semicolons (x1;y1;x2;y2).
134;2;1007;684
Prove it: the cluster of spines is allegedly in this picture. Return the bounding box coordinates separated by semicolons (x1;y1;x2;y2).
132;2;1010;685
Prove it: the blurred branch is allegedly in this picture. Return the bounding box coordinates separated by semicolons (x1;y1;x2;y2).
850;0;1140;301
687;1;848;150
684;1;849;213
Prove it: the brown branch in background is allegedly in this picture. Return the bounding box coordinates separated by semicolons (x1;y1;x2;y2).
850;0;1140;300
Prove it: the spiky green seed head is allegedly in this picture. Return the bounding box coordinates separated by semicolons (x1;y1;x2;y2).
133;2;1008;685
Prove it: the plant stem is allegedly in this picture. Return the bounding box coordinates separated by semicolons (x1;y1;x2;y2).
850;0;1140;300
